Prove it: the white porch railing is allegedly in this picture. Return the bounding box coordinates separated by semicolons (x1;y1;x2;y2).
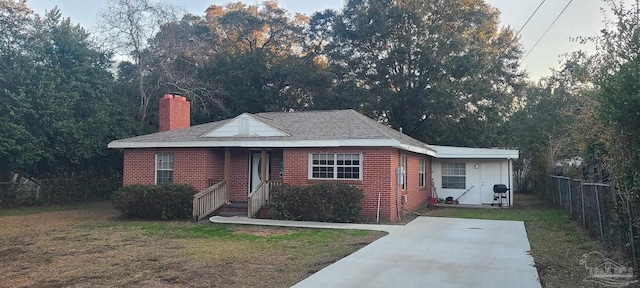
248;181;267;218
193;180;227;221
248;180;284;218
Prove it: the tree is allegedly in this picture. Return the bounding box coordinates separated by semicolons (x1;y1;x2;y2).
0;0;39;180
0;4;134;182
593;0;640;193
143;1;330;123
98;0;181;125
314;0;525;147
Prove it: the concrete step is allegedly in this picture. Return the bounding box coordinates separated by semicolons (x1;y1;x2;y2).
218;211;247;217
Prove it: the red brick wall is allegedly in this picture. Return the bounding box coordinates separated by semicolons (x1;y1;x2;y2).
123;148;220;191
121;146;432;221
228;148;249;201
270;149;284;181
282;147;397;221
281;147;433;222
159;95;190;132
398;151;432;215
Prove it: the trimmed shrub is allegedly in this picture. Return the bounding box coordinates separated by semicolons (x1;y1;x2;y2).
111;183;196;220
268;184;308;221
269;182;364;223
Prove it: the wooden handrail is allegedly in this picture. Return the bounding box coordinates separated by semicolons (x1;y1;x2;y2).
247;180;284;218
247;181;265;218
193;180;227;221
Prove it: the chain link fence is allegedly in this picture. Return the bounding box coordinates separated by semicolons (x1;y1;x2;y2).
550;176;637;268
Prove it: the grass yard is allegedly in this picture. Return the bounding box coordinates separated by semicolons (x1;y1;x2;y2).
414;193;624;288
0;203;385;288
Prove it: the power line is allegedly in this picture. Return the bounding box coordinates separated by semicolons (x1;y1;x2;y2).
494;0;545;64
514;0;547;40
521;0;574;63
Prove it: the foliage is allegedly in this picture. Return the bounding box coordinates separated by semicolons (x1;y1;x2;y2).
269;182;364;223
111;183;196;220
314;0;525;147
130;1;331;127
98;0;182;125
593;1;640;194
0;177;119;208
0;2;137;186
267;184;308;220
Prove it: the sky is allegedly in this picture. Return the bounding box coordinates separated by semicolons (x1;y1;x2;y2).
26;0;624;81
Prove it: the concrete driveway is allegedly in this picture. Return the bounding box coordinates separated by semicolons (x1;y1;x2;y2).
292;217;540;288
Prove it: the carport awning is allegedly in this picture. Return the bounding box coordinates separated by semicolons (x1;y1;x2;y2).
428;145;519;159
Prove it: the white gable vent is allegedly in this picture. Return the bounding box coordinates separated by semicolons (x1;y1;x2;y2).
202;113;289;137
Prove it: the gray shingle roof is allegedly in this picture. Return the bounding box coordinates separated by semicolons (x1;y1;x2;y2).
108;109;435;155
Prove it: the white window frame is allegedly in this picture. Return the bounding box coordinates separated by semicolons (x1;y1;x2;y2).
155;153;174;184
400;155;407;190
308;153;362;180
442;162;466;189
419;158;426;188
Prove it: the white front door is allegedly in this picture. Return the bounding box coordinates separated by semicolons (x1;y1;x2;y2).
250;152;270;194
481;162;502;204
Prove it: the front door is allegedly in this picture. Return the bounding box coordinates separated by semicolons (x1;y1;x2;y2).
250;151;270;194
481;162;502;204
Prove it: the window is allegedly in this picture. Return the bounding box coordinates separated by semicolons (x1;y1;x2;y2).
156;153;174;184
442;163;465;189
310;153;361;180
400;155;407;190
419;158;426;187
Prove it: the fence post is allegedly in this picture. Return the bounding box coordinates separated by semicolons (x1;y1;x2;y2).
551;176;556;205
595;185;605;243
558;177;563;208
625;194;637;269
568;179;573;216
581;182;586;228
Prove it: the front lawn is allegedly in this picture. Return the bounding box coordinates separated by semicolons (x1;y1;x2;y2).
0;203;384;287
416;193;621;288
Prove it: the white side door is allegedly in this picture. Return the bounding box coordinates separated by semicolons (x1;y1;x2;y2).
481;162;502;204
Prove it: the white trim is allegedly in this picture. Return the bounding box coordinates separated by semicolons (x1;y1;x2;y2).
427;145;518;159
109;139;436;156
399;144;437;157
419;158;426;188
308;153;363;180
441;162;466;189
109;139;398;149
400;155;407;190
154;154;158;185
155;153;174;185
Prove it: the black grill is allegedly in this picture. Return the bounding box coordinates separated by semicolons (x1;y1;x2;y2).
493;184;509;194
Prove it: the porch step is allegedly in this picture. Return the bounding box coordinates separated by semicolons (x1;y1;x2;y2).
213;201;248;217
223;201;248;209
218;211;247;217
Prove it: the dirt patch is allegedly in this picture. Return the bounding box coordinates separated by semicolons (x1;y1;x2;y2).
229;225;299;237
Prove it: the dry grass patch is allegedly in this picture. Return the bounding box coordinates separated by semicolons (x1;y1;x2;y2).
0;203;384;288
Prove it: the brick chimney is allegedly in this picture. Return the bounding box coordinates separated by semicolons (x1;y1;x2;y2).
159;93;190;132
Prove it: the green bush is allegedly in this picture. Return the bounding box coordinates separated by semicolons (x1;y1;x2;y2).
269;182;364;223
111;183;196;220
269;184;307;220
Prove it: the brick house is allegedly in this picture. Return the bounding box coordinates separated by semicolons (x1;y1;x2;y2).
108;94;518;222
